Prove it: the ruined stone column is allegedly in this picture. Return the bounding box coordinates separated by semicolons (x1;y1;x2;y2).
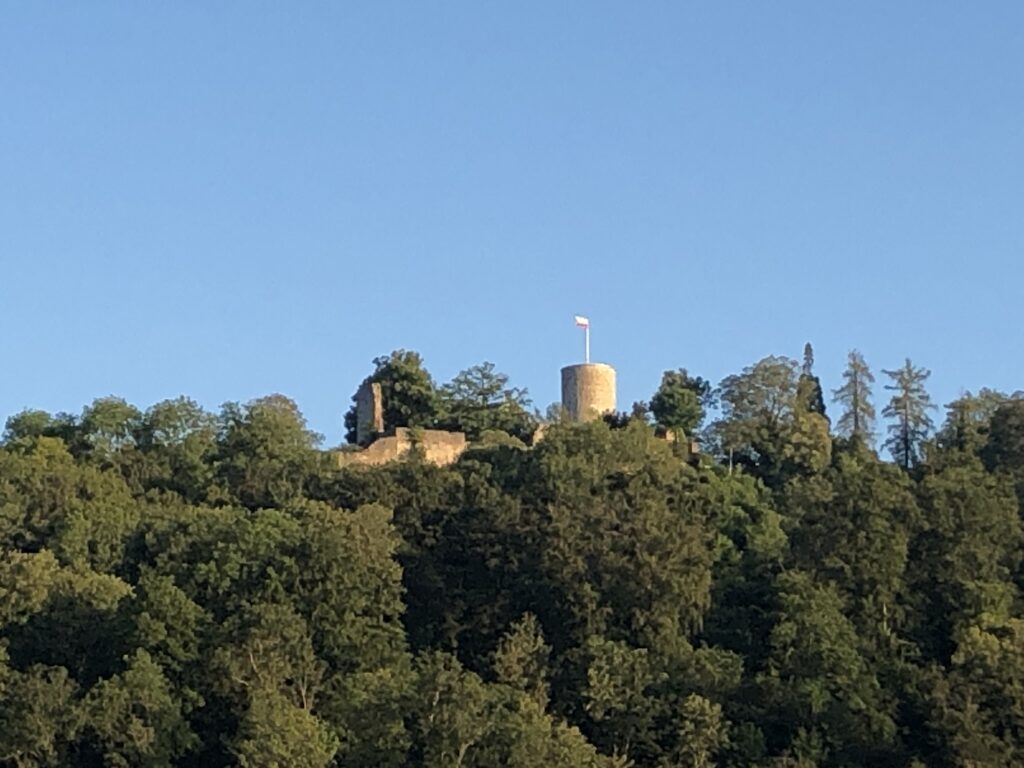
355;380;383;445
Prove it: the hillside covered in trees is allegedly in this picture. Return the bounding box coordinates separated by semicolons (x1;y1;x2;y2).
3;348;1024;767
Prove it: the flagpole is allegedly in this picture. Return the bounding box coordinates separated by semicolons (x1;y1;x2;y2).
585;324;590;364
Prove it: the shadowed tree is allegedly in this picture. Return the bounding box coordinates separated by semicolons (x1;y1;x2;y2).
981;398;1024;474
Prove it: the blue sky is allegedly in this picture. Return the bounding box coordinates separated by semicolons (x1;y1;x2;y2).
2;3;1022;445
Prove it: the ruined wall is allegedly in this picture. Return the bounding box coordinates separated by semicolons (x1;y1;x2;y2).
561;363;617;421
336;428;467;468
355;380;383;446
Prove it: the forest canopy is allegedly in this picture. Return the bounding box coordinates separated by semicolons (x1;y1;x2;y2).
3;347;1024;767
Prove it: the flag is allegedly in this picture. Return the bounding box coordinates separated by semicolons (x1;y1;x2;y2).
574;315;590;328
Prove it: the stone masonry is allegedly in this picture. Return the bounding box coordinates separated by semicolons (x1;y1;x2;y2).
355;380;384;446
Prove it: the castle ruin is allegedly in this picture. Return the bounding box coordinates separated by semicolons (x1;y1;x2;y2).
336;358;621;468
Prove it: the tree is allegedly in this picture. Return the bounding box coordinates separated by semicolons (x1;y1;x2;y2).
714;356;831;485
982;398;1024;474
493;614;551;709
882;359;935;470
908;463;1022;661
0;662;82;767
582;637;661;760
232;689;339;768
81;649;197;767
930;617;1024;766
798;343;827;420
80;396;142;456
649;369;712;437
215;395;322;509
134;397;217;501
672;693;728;768
833;350;876;445
345;351;440;443
935;389;1008;459
438;362;536;441
413;652;493;768
785;451;917;639
757;571;898;764
3;409;56;443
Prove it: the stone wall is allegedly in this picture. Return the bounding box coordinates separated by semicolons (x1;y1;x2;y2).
336;428;467;468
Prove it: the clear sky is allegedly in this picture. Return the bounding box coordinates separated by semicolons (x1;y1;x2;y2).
2;3;1022;445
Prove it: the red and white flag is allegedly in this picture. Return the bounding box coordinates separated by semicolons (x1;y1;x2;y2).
574;315;590;328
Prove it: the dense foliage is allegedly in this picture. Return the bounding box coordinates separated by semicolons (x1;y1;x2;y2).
3;349;1024;767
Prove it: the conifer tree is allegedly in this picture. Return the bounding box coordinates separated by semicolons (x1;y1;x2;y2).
833;350;877;444
798;343;827;419
882;358;935;469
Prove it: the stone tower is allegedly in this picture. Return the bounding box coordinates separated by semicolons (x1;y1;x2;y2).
561;363;616;421
355;380;384;446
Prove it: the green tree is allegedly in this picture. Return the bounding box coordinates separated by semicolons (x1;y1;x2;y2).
982;398;1024;473
81;649;197;767
413;652;493;768
493;614;551;709
936;389;1008;458
672;693;728;768
929;617;1024;766
758;571;898;764
0;437;136;565
233;689;340;768
798;343;828;420
785;450;917;640
529;420;714;651
649;369;712;437
3;409;56;443
0;660;82;768
345;350;440;443
134;397;217;501
882;359;935;470
714;356;831;485
907;463;1022;661
438;362;536;441
832;350;876;445
215;395;322;509
3;410;79;445
80;396;142;456
582;637;661;760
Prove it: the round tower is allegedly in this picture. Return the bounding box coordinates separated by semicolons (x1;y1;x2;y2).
561;363;616;421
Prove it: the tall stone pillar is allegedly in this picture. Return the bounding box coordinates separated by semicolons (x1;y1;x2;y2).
355;381;384;445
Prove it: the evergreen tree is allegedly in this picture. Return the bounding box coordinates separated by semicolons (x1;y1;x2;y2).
832;350;876;445
882;359;935;470
798;343;827;420
649;369;712;437
437;362;535;441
